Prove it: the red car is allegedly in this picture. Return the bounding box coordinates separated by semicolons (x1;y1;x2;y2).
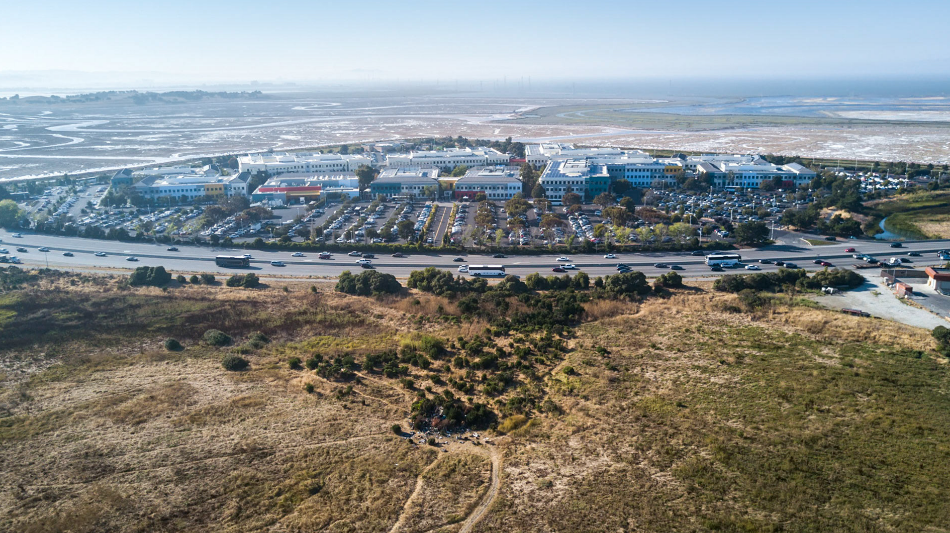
819;261;833;267
552;266;566;273
845;247;856;253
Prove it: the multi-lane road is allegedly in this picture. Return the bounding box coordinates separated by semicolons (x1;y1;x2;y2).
2;229;949;281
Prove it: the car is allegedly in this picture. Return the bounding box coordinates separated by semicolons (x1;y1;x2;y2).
556;256;571;262
361;253;375;259
824;236;836;241
552;266;566;273
690;250;705;256
845;247;856;253
653;263;669;268
319;252;332;259
95;251;107;257
391;252;405;258
11;233;21;238
616;263;629;270
710;265;724;272
356;259;372;265
271;260;286;267
670;265;683;270
819;261;833;267
604;253;617;259
348;251;362;257
745;265;761;270
457;265;468;273
62;252;73;257
38;247;50;252
453;257;465;262
758;259;774;264
360;263;374;269
890;242;903;248
813;259;824;264
167;246;179;251
290;252;305;257
774;260;785;266
563;264;577;270
907;251;921;257
492;253;506;258
784;262;799;269
16;247;27;253
0;248;6;254
126;256;138;262
243;254;252;259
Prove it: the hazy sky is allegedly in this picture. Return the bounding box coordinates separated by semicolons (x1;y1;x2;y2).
2;0;948;84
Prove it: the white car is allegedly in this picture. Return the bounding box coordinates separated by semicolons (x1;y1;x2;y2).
271;260;286;267
243;254;252;259
604;253;617;259
744;265;761;270
126;256;138;262
457;265;469;273
562;264;577;270
556;256;571;262
356;258;372;265
38;247;50;252
0;248;7;254
95;251;107;257
11;233;21;238
291;252;305;257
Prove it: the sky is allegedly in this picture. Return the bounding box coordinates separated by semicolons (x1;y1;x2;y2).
1;0;949;87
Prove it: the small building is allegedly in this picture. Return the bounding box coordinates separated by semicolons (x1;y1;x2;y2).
925;267;950;292
453;166;522;200
370;168;441;199
895;282;914;298
111;169;134;188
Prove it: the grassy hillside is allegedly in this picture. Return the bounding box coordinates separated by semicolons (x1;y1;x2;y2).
0;268;947;532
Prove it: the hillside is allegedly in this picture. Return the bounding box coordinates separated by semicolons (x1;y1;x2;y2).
0;267;948;532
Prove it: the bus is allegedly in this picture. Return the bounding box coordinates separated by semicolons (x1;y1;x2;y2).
467;265;506;277
215;255;250;268
704;253;742;267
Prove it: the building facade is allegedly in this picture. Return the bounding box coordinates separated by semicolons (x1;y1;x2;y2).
385;148;509;169
453;166;523;200
538;160;611;204
369;168;441;199
238;153;373;175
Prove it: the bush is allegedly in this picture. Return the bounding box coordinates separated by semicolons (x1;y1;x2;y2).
189;274;200;284
176;274;187;283
164;338;183;351
128;266;172;287
200;273;216;284
391;423;402;435
336;270;402;295
203;329;232;347
497;414;529;434
655;271;683;288
227;273;260;288
221;355;249;371
562;366;575;375
305;355;321;370
304;382;315;393
288;356;302;369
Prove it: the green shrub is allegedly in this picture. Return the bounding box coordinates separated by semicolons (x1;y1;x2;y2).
562;366;575;375
226;273;260;288
336;270;402;295
164;338;183;351
199;273;215;284
288;356;302;369
305;355;321;370
189;274;200;284
304;382;315;393
203;329;232;347
221;355;249;371
498;414;528;434
128;266;172;287
176;274;187;283
391;423;402;435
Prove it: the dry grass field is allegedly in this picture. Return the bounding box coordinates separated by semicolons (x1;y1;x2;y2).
1;268;948;532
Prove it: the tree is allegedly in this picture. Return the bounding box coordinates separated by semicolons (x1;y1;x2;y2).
355;164;379;191
451;165;470;178
474;192;487;202
521;164;540;196
561;192;582;206
602;206;629;227
531;183;546;199
397;219;416;241
339;144;349;155
593;192;615;209
540;213;563;229
734;221;770;245
610;178;632;196
0;199;24;228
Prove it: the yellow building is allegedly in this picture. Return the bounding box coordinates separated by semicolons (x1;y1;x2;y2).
203;183;225;197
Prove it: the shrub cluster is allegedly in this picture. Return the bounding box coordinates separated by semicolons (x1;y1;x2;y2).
335;270;402;296
221;355;249;371
164;338;183;351
714;268;864;293
128;266;172;287
226;273;260;288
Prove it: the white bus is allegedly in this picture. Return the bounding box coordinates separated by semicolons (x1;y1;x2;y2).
467;265;506;277
705;253;742;266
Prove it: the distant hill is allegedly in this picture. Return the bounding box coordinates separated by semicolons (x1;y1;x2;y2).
0;89;266;105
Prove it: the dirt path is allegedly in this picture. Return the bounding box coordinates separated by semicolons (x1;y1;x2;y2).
389;455;446;533
458;447;501;533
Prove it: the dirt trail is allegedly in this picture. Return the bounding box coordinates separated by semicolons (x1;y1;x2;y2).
458;447;501;533
389;455;446;533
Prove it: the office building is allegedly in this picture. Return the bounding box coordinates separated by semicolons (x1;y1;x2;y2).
453;166;523;200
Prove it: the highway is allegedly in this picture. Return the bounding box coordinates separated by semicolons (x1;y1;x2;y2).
2;229;948;281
